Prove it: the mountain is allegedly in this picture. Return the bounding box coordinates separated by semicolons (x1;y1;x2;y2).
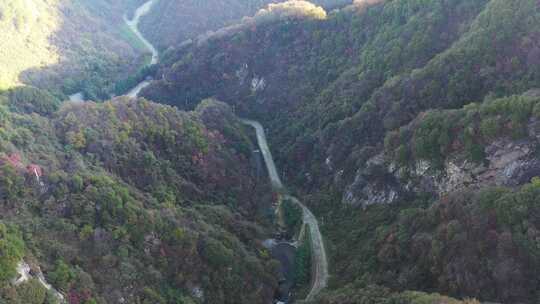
0;0;148;100
137;0;353;50
0;87;278;303
3;0;540;303
138;0;277;50
141;0;540;302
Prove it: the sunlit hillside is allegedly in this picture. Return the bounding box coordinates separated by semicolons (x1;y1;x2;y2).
0;0;60;89
255;1;327;21
0;0;146;99
138;0;347;50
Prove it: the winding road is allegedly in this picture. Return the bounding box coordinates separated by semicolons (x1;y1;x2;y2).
69;0;159;101
120;1;330;297
124;0;159;65
241;119;328;301
124;0;159;98
66;1;326;302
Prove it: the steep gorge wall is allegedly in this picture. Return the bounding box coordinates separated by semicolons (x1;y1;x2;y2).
140;0;540;302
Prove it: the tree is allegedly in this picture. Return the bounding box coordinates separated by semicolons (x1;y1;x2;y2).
294;229;312;286
0;223;25;282
15;279;48;304
49;260;75;291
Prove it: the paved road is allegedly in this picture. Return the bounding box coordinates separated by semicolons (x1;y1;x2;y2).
126;79;152;98
68;92;84;102
241;119;328;301
124;0;159;65
241;120;284;189
124;0;158;98
67;1;158;102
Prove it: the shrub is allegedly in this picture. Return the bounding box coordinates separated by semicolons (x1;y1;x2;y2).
0;164;25;203
294;229;312;287
15;278;48;304
48;260;75;291
480;117;502;140
282;198;303;235
202;238;233;268
7;87;61;116
0;223;25;282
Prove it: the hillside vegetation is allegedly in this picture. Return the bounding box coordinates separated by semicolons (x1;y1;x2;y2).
0;87;278;303
0;0;147;99
142;0;540;302
137;0;353;50
3;0;540;302
0;0;61;90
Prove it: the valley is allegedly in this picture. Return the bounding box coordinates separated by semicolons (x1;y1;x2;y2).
0;0;150;100
121;4;329;299
71;0;159;101
243;119;328;302
2;0;540;303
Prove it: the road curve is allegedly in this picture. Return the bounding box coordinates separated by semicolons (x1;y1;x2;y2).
126;79;152;98
241;119;328;301
284;195;329;301
124;0;158;98
124;0;159;65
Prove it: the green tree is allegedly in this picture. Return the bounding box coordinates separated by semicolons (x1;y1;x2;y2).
15;279;48;304
294;229;312;287
0;223;24;282
49;260;75;291
282;198;302;235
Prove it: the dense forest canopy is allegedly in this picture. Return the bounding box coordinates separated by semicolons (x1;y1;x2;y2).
3;0;540;303
141;0;540;303
0;0;148;99
0;87;279;303
137;0;353;50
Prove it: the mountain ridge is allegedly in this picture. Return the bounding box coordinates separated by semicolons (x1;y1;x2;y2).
140;0;540;302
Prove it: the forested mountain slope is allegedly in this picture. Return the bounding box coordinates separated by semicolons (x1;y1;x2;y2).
138;0;278;50
137;0;353;50
0;87;278;303
0;0;148;99
142;0;540;302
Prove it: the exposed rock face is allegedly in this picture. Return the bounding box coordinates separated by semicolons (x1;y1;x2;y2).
251;77;266;93
191;286;204;301
343;120;540;207
343;153;402;208
409;139;540;197
12;261;66;303
482;140;540;186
